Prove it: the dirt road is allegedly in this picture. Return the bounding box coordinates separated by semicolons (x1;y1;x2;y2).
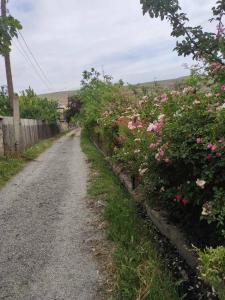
0;131;103;300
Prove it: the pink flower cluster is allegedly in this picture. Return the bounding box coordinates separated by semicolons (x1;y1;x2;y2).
138;96;148;106
183;86;194;94
207;143;217;151
149;140;161;149
128;115;143;130
154;93;168;104
155;144;169;162
175;194;189;206
208;62;225;73
206;140;224;160
196;137;203;144
147;114;165;133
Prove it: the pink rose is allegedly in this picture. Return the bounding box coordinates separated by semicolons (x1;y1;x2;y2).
207;143;217;151
207;154;213;160
149;143;157;149
175;195;182;202
182;198;189;205
221;84;225;91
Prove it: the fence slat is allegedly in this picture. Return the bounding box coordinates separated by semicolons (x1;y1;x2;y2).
0;116;61;155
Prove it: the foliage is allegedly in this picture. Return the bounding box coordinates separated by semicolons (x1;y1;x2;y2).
80;69;225;241
0;86;11;116
19;88;59;123
198;246;225;299
140;0;225;64
79;68;124;131
81;129;179;300
65;95;82;123
0;11;22;55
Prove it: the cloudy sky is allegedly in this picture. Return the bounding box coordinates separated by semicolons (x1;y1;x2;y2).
0;0;216;94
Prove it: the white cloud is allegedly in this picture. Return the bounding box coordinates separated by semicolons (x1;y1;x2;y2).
0;0;217;94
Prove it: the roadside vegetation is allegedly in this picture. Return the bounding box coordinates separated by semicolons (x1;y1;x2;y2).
81;129;179;300
77;2;225;296
0;87;59;123
78;68;225;298
0;133;65;188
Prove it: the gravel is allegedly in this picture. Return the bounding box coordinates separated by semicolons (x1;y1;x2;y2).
0;130;103;300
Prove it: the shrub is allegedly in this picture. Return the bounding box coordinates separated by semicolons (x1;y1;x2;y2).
80;69;225;241
19;88;59;123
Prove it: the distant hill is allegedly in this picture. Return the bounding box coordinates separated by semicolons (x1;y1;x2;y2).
40;76;187;106
40;90;77;107
135;76;188;89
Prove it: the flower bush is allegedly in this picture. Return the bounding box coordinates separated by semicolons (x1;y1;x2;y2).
79;70;225;243
79;68;225;296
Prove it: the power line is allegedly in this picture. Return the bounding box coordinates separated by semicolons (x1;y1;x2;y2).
18;31;52;88
7;7;53;91
14;37;52;91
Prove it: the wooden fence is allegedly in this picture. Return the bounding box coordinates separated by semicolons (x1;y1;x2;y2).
0;116;62;156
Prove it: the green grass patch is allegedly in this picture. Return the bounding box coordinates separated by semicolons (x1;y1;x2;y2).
81;130;179;300
0;133;65;188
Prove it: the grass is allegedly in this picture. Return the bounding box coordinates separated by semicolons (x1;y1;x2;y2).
0;132;65;188
81;130;180;300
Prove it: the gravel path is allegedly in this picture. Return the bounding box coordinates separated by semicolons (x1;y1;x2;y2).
0;130;103;300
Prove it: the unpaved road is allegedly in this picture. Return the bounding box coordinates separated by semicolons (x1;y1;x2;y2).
0;131;103;300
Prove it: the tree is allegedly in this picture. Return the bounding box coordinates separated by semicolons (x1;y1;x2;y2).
0;1;22;55
65;95;82;123
140;0;225;64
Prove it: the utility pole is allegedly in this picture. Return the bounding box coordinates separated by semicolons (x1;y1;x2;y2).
1;0;21;155
1;0;14;108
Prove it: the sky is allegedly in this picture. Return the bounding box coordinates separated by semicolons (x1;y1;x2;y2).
0;0;216;94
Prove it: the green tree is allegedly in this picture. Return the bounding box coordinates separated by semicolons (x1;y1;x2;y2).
0;2;22;55
140;0;225;64
19;88;59;123
0;86;10;115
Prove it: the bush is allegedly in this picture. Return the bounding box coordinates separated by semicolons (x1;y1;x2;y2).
80;68;225;296
80;70;225;242
19;88;59;123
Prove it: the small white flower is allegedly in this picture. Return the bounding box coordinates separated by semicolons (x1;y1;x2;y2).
201;202;212;216
160;186;165;192
196;179;206;189
134;149;140;154
139;168;148;176
193;100;201;105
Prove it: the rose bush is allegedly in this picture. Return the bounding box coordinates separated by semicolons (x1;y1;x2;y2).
79;70;225;241
80;69;225;296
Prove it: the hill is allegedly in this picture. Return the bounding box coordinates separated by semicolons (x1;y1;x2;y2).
40;76;187;106
135;76;187;89
40;90;77;107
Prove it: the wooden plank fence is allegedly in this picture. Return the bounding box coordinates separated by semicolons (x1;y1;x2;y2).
0;116;63;156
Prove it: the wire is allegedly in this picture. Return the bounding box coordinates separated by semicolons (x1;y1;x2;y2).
14;37;52;91
18;31;52;88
